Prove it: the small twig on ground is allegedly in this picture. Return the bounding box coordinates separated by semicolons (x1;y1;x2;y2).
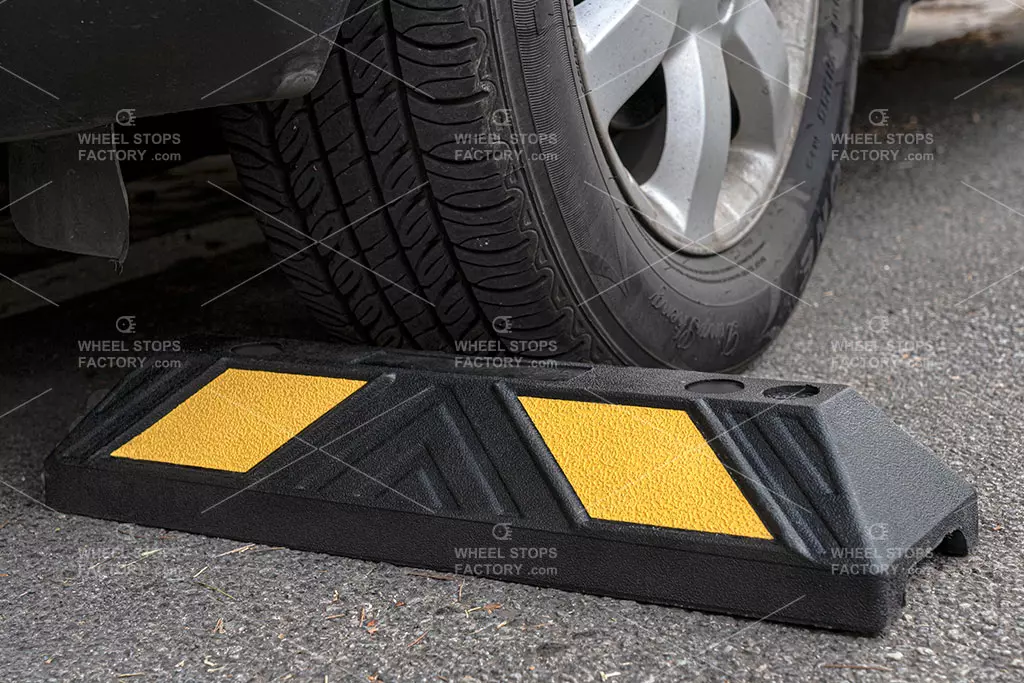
465;602;502;617
216;543;255;557
195;581;234;600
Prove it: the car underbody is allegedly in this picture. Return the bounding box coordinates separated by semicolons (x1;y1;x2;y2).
1;1;911;144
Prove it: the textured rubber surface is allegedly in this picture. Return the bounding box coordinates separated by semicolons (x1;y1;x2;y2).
221;0;859;371
518;396;773;538
45;338;978;633
111;370;365;472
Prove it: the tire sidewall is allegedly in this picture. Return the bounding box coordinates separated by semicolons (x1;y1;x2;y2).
493;0;859;370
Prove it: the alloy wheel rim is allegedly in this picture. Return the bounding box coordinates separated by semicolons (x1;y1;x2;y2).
573;0;818;255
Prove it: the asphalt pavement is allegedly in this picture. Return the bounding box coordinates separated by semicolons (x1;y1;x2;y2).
2;36;1024;683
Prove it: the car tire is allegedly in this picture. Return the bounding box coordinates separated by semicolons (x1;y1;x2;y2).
221;0;860;371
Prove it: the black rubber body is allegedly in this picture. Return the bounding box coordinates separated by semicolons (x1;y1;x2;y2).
221;0;860;371
44;337;978;633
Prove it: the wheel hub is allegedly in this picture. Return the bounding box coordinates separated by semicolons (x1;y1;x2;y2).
573;0;817;255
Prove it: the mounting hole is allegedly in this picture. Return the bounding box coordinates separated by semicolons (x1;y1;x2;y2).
231;342;283;358
686;379;745;394
937;529;970;557
764;384;820;400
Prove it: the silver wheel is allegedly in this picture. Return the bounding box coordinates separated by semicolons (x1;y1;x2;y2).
573;0;818;255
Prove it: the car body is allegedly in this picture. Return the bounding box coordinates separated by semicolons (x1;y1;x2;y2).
0;0;917;372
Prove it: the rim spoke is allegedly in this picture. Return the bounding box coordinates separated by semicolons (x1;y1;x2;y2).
722;0;792;152
640;34;732;248
573;0;814;254
575;0;680;129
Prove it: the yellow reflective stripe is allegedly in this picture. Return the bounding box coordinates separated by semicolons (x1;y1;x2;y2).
519;396;771;539
113;369;365;472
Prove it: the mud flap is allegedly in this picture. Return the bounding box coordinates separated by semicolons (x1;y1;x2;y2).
8;125;129;260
